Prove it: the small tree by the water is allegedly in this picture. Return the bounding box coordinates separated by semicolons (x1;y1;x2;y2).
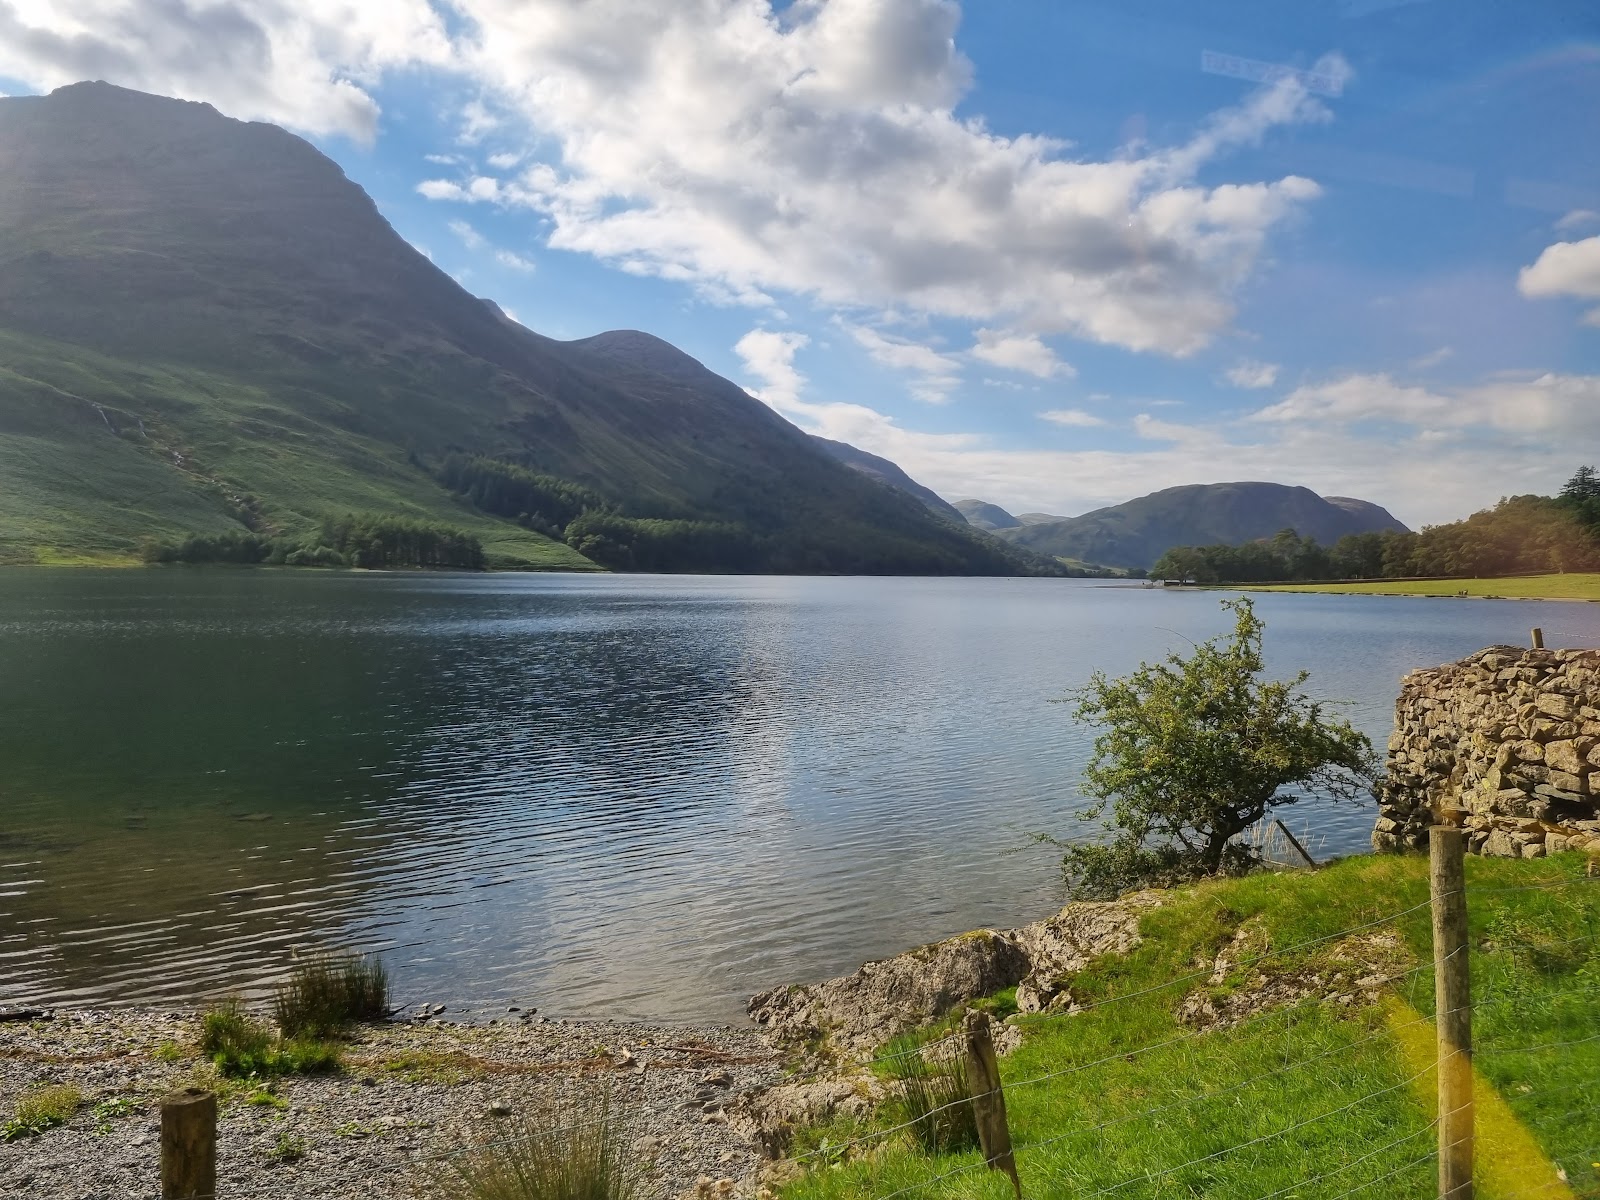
1059;598;1377;898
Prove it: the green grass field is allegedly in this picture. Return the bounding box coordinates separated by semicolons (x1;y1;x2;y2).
781;853;1600;1200
1244;575;1600;601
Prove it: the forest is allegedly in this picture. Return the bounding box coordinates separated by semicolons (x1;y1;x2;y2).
1151;468;1600;584
141;515;486;570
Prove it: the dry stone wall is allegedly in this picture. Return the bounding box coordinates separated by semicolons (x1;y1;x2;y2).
1375;646;1600;858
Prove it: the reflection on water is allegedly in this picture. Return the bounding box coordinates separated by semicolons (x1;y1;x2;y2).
1;570;1593;1021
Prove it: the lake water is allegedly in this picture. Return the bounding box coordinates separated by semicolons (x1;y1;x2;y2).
1;570;1594;1022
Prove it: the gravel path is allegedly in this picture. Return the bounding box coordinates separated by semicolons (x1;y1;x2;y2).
0;1008;785;1200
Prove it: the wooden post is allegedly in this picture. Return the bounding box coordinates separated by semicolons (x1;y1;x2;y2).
161;1087;216;1200
1531;627;1544;650
1273;819;1317;867
1430;825;1473;1200
964;1008;1020;1198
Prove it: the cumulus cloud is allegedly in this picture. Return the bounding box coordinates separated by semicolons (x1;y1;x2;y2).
0;0;451;141
1519;236;1600;325
970;330;1072;378
1039;408;1106;428
1223;359;1279;388
495;248;536;272
735;328;811;408
436;2;1340;355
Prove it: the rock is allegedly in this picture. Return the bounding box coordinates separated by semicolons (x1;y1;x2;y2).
1537;694;1578;721
748;928;1030;1054
488;1102;513;1118
1547;833;1571;854
1546;741;1588;775
1522;841;1548;859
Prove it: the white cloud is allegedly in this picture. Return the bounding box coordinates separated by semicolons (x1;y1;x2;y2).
495;248;536;272
1519;236;1600;325
487;150;521;170
0;0;451;141
735;328;810;408
439;4;1340;356
970;329;1072;378
1253;370;1600;440
1408;346;1453;369
448;218;486;250
1223;359;1279;388
846;324;961;403
1556;209;1600;233
1039;408;1106;428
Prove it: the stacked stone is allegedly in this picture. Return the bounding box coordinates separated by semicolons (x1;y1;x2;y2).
1374;646;1600;858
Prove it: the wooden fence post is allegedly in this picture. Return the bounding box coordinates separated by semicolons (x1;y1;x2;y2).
1430;824;1473;1200
1531;627;1544;650
161;1087;216;1200
964;1008;1020;1198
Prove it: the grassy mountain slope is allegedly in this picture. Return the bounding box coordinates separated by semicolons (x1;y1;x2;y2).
0;82;1041;575
1000;482;1410;570
808;436;965;524
953;499;1022;531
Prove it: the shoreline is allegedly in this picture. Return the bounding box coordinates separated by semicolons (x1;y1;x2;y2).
0;1005;784;1200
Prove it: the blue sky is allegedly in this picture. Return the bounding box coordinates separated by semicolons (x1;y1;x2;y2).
2;0;1596;525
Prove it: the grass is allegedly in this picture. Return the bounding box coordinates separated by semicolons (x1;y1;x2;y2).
2;1084;83;1141
425;1097;639;1200
274;951;389;1038
778;852;1600;1200
199;998;344;1079
883;1039;979;1155
1243;574;1600;601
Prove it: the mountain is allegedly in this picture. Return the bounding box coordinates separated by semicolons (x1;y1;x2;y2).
954;499;1022;531
999;482;1410;570
808;437;964;523
1016;511;1071;526
0;82;1049;576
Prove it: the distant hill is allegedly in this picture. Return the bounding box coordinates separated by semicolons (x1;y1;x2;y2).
0;82;1051;576
954;499;1022;531
1016;511;1071;526
999;482;1410;570
809;437;965;523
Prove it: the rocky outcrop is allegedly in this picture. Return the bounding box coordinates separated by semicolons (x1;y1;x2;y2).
747;894;1161;1055
1376;646;1600;857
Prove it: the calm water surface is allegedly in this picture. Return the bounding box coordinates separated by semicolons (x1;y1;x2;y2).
1;570;1594;1021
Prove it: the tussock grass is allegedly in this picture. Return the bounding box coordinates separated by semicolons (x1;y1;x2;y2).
199;998;343;1078
426;1096;639;1200
779;853;1600;1200
882;1038;978;1155
274;951;388;1038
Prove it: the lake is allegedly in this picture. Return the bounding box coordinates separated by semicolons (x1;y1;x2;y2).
1;569;1593;1022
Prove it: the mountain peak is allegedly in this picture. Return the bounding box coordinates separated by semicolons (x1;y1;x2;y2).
568;329;712;380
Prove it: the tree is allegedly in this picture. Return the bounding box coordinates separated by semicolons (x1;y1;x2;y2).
1058;598;1377;898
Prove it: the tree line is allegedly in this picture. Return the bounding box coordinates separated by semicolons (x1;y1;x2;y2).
142;514;485;570
1152;468;1600;583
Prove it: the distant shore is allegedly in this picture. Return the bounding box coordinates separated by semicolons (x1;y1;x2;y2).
1236;572;1600;603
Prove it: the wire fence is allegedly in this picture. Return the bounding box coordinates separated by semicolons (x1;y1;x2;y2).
114;854;1599;1199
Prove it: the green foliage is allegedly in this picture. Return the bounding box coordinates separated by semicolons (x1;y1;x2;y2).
268;1130;308;1163
273;951;389;1038
91;1095;141;1135
1154;476;1600;584
1060;598;1376;897
563;510;762;572
2;1085;82;1141
883;1043;978;1155
316;514;484;570
778;854;1600;1200
426;1096;639;1200
439;456;605;537
199;998;344;1078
